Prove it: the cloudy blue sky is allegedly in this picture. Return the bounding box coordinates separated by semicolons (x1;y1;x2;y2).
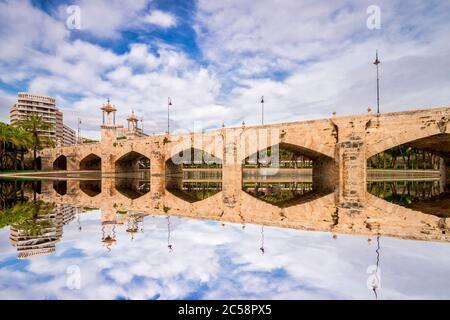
1;211;450;299
0;0;449;138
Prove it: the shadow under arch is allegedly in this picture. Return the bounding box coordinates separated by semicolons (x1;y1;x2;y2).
53;155;67;170
79;180;101;197
80;154;101;171
367;131;450;159
242;142;336;207
115;151;150;175
165;147;223;202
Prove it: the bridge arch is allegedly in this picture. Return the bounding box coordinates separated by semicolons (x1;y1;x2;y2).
367;130;450;159
80;153;102;171
53;155;67;170
242;142;336;194
115;151;150;174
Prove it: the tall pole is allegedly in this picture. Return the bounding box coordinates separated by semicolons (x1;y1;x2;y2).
261;96;265;125
167;97;172;135
77;118;81;144
373;50;381;114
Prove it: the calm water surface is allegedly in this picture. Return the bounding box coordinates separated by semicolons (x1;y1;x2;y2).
0;171;449;300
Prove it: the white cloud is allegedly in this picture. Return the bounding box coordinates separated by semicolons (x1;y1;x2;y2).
144;10;177;28
195;0;450;123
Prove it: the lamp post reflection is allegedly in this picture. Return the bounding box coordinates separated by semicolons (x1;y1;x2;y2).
260;225;265;254
167;215;173;252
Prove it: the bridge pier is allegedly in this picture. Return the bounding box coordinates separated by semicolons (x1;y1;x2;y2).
100;152;115;174
334;118;369;211
67;155;78;171
40;156;53;171
150;151;166;175
441;157;450;191
222;139;243;215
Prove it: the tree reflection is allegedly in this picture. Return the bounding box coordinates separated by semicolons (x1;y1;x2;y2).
368;180;442;205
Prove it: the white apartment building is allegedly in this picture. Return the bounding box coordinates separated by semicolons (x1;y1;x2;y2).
10;92;77;146
63;124;77;146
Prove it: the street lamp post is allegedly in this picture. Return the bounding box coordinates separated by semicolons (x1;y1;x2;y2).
261;96;265;125
77;118;81;144
167;97;172;135
373;51;381;114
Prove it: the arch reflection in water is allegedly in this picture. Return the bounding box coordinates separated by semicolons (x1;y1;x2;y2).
53;180;67;196
166;148;223;202
368;179;450;218
115;176;150;200
79;180;101;197
166;173;222;203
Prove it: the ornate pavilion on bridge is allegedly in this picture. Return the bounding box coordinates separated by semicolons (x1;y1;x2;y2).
100;99;147;140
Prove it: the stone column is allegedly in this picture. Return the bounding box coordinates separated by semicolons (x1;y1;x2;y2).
67;154;78;171
222;129;243;216
441;157;450;191
150;175;165;203
334;118;369;211
101;152;115;175
40;156;53;171
150;151;166;176
67;180;78;196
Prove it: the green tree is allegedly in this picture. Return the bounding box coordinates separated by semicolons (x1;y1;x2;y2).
11;127;32;170
16;114;54;169
0;122;33;170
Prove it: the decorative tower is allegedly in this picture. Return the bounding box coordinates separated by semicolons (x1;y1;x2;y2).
127;110;139;133
100;98;119;142
124;110;146;138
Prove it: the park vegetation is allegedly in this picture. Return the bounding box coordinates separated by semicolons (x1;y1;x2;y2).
0;115;54;171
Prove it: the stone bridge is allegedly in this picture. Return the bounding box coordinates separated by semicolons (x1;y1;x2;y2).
38;106;450;209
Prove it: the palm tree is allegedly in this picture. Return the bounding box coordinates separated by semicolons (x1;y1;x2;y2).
10;127;33;170
16;114;54;169
0;122;18;170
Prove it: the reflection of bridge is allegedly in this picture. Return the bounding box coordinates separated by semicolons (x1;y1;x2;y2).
35;177;450;242
37;106;450;210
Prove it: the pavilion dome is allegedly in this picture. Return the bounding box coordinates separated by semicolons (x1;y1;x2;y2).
127;110;139;122
101;99;117;112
